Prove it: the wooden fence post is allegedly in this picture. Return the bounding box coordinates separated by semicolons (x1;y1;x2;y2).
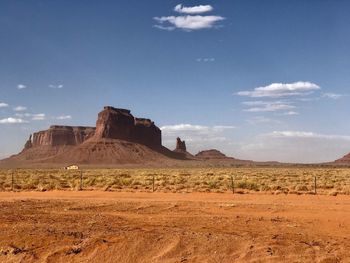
230;175;234;194
11;171;14;191
314;176;317;195
80;170;83;191
152;175;155;192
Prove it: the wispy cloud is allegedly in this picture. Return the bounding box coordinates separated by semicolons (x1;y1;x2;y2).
243;100;295;112
154;15;225;31
17;84;27;90
322;92;343;99
174;4;213;14
237;82;320;98
31;113;45;121
0;117;28;124
49;84;63;89
196;58;215;62
161;123;235;152
161;124;235;133
56;115;72;120
0;102;9;108
237;130;350;163
266;131;350;141
246;116;282;125
283;111;299;116
154;4;224;31
13;106;27;112
15;113;46;121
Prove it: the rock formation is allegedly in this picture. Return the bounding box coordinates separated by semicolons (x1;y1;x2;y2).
335;153;350;163
24;126;95;149
174;137;186;152
94;107;161;149
195;149;232;159
1;106;188;166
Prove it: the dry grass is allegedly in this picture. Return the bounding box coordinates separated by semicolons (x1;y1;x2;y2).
0;167;350;195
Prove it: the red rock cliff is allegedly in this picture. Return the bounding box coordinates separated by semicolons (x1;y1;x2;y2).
94;106;162;149
26;126;95;148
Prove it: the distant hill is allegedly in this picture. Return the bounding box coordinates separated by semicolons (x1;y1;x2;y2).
195;149;234;160
334;152;350;164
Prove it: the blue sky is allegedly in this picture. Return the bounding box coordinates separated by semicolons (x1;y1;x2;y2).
1;0;350;163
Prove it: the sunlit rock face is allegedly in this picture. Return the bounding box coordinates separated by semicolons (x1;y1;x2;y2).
94;106;162;149
26;126;95;148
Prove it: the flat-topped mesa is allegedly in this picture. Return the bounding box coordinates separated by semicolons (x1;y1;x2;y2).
94;106;162;149
195;149;230;159
26;125;95;148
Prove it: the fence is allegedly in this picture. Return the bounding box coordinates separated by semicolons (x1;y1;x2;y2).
0;168;350;195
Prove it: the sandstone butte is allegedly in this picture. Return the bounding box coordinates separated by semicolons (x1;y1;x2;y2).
2;106;349;166
5;106;175;165
2;106;235;166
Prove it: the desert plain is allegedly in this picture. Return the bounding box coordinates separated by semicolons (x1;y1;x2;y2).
0;167;349;263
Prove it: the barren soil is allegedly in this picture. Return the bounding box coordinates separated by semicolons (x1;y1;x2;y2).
0;191;349;263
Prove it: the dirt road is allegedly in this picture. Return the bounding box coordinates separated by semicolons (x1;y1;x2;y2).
0;191;349;262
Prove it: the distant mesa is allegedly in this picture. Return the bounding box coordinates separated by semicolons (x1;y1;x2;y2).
195;149;234;160
334;152;350;164
24;125;95;149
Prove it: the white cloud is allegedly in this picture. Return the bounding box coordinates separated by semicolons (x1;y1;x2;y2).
322;93;343;99
15;113;46;121
196;58;215;62
161;123;235;153
17;84;27;90
13;106;27;112
174;4;213;14
49;84;63;89
0;102;9;108
283;111;299;116
212;125;236;131
154;15;225;31
161;124;208;132
237;82;320;98
246;116;281;125
56;115;72;120
243;101;295;112
153;25;175;31
266;131;350;141
236;130;350;163
161;124;235;133
0;117;27;124
31;113;46;121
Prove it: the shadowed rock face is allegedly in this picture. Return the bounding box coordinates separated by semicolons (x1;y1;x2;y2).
175;137;186;152
94;106;161;149
26;126;96;148
23;106;162;151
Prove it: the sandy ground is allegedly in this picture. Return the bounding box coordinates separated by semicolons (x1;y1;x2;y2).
0;191;349;263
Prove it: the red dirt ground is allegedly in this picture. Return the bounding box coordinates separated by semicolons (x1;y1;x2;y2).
0;191;349;262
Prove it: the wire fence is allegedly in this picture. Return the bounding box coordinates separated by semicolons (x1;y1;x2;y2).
0;168;350;195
